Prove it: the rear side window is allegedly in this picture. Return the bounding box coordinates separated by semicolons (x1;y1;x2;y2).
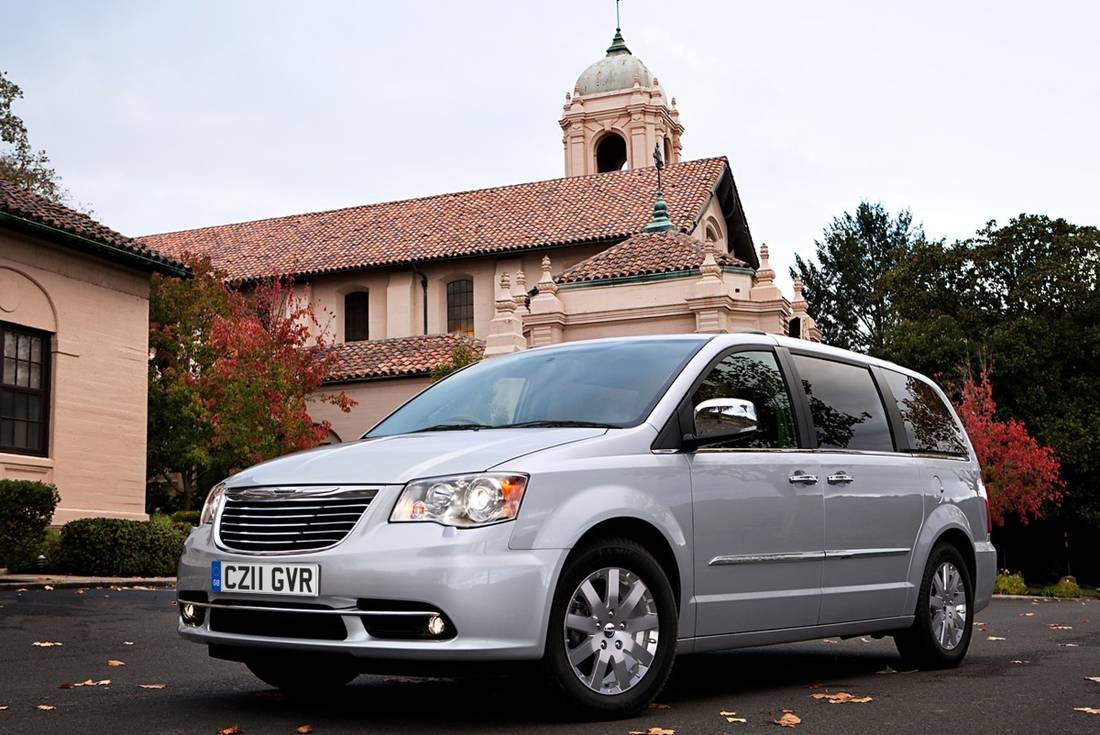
882;370;968;457
791;355;894;452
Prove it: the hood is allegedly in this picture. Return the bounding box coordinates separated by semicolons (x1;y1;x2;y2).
225;428;607;487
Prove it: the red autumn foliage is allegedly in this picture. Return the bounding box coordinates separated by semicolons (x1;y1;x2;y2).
952;366;1062;525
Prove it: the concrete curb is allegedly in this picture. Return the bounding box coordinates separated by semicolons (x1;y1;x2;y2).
0;577;176;591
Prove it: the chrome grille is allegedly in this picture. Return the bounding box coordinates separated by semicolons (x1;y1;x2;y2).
216;487;377;553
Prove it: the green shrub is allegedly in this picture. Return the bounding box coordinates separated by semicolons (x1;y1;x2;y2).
0;479;60;570
1041;576;1085;599
994;571;1028;596
59;517;192;577
170;510;201;526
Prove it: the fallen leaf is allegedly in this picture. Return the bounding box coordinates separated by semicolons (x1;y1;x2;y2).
36;705;56;711
1059;643;1080;648
107;659;126;667
774;710;801;727
720;710;748;723
811;692;873;704
123;641;134;646
33;641;62;647
43;585;54;591
627;729;675;735
987;636;1006;641
217;727;244;735
75;589;86;595
139;684;166;689
649;703;672;709
1085;677;1100;683
61;679;111;688
16;588;27;592
0;705;8;710
876;665;897;675
1010;659;1029;664
1074;707;1100;715
295;727;314;735
1048;624;1073;630
1020;612;1036;617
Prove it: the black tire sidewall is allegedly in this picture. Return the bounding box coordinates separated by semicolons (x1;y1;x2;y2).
543;538;678;718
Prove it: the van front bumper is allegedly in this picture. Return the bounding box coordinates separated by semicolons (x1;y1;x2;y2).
176;520;566;661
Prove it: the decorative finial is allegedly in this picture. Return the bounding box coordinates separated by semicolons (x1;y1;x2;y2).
643;142;673;233
537;255;559;295
793;276;805;301
606;0;630;54
755;243;775;285
699;239;721;279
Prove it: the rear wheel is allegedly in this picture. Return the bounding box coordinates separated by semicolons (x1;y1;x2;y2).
245;655;358;694
894;543;974;669
542;538;678;718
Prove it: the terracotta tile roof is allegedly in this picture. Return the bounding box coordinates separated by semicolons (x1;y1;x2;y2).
556;230;749;284
0;180;187;276
326;333;484;382
141;158;731;281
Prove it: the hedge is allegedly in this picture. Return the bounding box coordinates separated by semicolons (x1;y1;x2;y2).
170;510;201;526
59;517;192;577
0;479;60;570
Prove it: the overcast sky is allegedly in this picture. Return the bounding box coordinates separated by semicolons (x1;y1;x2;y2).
4;0;1098;289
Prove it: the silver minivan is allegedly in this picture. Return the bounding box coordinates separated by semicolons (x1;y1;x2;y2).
177;333;996;717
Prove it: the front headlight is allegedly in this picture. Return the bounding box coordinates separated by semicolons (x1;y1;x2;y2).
199;481;226;525
390;473;528;527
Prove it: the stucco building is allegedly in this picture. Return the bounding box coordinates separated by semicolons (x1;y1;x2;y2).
144;26;818;443
0;181;187;522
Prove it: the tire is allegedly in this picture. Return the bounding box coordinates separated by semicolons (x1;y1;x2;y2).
541;537;678;719
245;654;358;694
894;543;974;669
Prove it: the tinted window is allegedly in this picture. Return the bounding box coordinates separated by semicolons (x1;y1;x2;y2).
691;351;797;449
882;370;968;457
792;355;893;452
367;338;706;437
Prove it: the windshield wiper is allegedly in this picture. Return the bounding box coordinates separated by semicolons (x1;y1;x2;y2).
412;423;494;432
496;420;617;429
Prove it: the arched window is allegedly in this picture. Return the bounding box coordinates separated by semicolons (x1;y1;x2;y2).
595;133;627;173
446;278;474;336
344;291;369;342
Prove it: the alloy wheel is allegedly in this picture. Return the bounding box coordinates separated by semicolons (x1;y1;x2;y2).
563;566;660;695
929;561;967;650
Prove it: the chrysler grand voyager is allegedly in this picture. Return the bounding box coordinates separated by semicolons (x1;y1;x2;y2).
177;333;995;717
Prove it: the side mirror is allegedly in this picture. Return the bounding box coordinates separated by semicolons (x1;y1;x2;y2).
684;397;758;449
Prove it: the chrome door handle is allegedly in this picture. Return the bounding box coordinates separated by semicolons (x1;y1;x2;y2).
827;472;854;485
788;473;818;485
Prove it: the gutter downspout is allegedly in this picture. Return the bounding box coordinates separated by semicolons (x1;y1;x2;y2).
411;264;428;335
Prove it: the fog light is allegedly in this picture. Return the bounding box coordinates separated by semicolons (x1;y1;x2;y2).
181;603;198;624
426;614;446;637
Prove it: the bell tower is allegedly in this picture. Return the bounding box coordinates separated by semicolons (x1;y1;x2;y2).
560;11;684;178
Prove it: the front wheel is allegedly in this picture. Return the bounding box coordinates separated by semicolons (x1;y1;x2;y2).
542;538;678;719
894;544;974;669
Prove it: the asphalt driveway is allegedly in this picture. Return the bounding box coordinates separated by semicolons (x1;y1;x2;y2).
1;589;1098;734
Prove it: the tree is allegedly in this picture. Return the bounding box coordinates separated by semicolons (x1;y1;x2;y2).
791;202;928;352
953;365;1062;526
0;70;69;204
147;257;356;511
430;344;480;382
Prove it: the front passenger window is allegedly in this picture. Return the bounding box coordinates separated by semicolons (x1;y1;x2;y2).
692;351;797;449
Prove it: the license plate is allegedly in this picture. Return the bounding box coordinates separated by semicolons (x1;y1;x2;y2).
211;561;320;597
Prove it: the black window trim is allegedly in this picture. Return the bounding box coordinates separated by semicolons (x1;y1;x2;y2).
652;344;804;453
0;320;51;457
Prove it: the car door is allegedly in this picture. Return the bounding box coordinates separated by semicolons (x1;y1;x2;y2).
788;353;925;624
689;348;824;636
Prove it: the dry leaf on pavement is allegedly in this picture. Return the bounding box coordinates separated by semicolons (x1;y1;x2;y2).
123;641;134;646
107;659;126;667
1059;643;1080;648
0;705;8;710
1020;612;1036;617
218;727;244;735
811;692;872;704
720;710;748;723
774;710;801;727
1085;677;1100;683
33;641;62;647
628;729;675;735
1010;660;1029;664
139;684;167;689
36;705;56;711
1073;707;1100;715
43;585;54;590
295;727;314;734
1048;624;1072;630
987;636;1006;641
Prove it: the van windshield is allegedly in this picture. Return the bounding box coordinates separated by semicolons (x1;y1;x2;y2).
365;338;707;437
